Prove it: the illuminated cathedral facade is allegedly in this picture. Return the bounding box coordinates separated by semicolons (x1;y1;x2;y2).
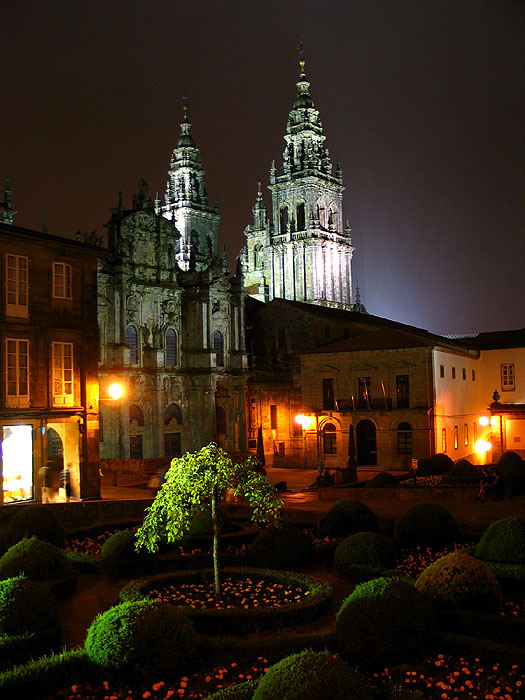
241;60;354;311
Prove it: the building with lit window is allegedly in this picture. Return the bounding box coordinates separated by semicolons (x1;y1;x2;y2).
0;222;103;504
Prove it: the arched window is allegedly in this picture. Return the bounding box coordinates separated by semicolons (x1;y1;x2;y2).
323;422;337;455
129;404;145;426
165;328;177;366
253;244;262;268
296;202;305;231
213;330;224;367
126;325;138;365
164;403;182;425
279;206;288;234
397;422;413;455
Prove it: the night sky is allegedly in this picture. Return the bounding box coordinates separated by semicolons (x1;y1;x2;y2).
3;1;525;335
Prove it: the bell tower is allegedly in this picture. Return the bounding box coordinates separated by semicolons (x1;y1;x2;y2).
160;102;220;271
242;59;354;310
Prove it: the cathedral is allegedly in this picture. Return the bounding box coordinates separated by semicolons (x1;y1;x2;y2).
241;59;355;310
97;59;359;462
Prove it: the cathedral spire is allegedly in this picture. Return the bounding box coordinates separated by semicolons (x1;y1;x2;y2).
161;98;220;271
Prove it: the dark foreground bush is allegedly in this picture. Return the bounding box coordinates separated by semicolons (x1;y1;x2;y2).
474;517;525;564
85;599;196;681
450;459;479;479
0;576;59;635
499;461;525;498
317;500;380;539
0;537;74;593
395;502;458;547
367;471;398;488
335;577;439;669
249;523;314;570
252;650;373;700
415;551;501;611
417;453;453;477
334;531;395;578
4;505;66;550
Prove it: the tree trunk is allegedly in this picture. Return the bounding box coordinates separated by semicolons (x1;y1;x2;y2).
211;483;221;598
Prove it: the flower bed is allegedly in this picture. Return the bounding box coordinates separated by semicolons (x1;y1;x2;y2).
120;568;332;635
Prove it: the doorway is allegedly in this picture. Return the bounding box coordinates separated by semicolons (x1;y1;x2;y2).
356;419;377;465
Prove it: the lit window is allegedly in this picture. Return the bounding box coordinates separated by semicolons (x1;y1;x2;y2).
462;368;466;380
52;342;73;406
452;367;456;379
213;331;224;367
52;262;72;299
440;365;444;378
441;428;447;452
464;423;468;446
6;255;28;317
165;329;177;366
126;326;138;365
323;422;337;455
6;339;29;407
270;405;277;430
472;369;476;381
454;425;458;449
501;363;515;391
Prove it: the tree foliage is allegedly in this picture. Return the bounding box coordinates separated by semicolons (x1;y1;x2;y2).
135;443;282;554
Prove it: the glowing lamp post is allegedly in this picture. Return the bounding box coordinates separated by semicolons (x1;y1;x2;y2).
108;383;124;400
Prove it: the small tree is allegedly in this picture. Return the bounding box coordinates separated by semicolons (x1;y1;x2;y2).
135;443;283;597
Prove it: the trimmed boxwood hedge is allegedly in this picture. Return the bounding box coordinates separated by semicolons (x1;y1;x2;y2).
335;576;439;669
395;502;458;547
249;524;314;570
0;537;76;596
415;551;501;611
317;500;380;539
474;517;525;564
3;506;66;550
204;680;258;700
334;532;395;579
252;650;373;700
85;599;196;682
120;567;332;635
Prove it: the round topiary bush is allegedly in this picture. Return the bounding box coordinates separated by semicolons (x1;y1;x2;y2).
415;551;502;611
498;451;522;468
252;650;373;700
334;531;395;578
317;500;380;539
0;575;59;635
367;472;398;488
429;453;454;475
335;577;439;669
474;517;525;564
450;459;479;479
395;502;458;547
204;680;258;700
499;462;525;499
100;529;148;577
4;505;65;550
249;523;314;570
0;536;73;583
85;599;196;681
